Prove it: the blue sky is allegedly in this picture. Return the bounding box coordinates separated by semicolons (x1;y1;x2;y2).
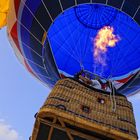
0;28;140;140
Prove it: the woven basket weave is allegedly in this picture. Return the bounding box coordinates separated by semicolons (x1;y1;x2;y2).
31;78;138;140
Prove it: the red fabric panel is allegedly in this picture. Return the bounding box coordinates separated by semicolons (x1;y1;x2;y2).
14;0;20;16
116;74;134;83
10;22;22;53
60;73;66;79
24;60;36;77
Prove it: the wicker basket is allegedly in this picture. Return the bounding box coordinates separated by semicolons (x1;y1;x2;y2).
31;78;138;140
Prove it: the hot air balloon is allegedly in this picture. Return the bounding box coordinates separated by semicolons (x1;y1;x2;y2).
4;0;140;139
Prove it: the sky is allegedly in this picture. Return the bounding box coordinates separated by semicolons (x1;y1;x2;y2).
0;28;140;140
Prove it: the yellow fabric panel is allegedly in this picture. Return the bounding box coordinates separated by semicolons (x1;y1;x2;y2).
0;0;9;28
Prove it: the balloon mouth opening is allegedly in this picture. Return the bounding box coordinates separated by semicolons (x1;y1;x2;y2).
46;3;140;80
46;3;120;75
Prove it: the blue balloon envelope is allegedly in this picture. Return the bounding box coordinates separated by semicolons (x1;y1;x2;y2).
7;1;140;96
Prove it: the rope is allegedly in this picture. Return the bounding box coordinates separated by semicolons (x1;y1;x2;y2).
112;83;117;112
109;81;113;112
109;81;116;112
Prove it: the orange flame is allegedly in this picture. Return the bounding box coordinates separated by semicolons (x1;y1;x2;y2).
93;26;120;65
